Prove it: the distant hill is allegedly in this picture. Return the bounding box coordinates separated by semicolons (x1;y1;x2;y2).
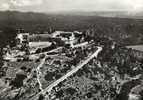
53;11;143;19
0;11;143;45
0;11;142;31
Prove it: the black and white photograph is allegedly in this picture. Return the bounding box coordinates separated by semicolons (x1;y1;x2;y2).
0;0;143;100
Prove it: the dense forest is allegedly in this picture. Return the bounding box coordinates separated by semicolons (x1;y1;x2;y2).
47;30;143;100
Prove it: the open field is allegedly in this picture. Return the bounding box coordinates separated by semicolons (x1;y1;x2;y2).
29;42;51;48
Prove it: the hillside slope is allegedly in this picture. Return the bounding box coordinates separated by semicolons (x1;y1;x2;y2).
0;11;143;45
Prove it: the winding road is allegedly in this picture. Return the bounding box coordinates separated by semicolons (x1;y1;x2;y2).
30;46;102;100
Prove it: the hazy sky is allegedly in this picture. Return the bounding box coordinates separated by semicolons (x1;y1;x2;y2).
0;0;143;13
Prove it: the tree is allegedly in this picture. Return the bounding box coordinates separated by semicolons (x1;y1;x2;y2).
0;26;17;47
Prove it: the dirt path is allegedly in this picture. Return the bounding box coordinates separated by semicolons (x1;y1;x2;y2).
35;57;46;91
31;47;63;56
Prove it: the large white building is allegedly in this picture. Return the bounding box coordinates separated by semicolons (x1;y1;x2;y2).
16;33;30;49
16;33;29;43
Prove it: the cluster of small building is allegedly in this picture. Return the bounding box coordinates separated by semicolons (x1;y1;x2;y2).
16;30;82;48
